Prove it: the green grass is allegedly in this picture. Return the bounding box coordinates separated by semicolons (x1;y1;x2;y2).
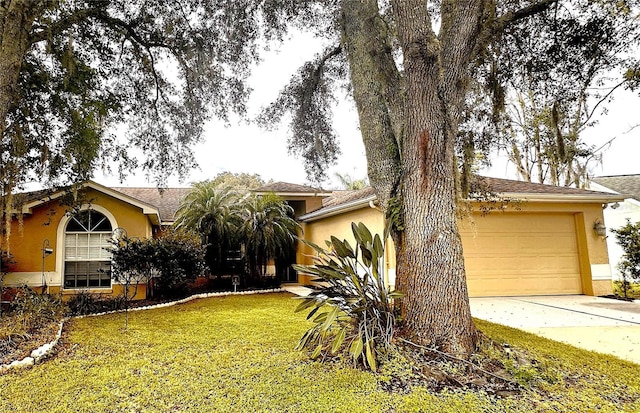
1;293;639;412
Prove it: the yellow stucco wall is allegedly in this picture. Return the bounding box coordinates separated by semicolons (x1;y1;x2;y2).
302;200;613;297
3;187;154;299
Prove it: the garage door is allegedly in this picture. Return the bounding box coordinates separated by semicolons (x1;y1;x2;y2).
459;212;583;297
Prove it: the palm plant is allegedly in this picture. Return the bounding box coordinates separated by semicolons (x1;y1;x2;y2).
239;194;300;281
174;182;240;277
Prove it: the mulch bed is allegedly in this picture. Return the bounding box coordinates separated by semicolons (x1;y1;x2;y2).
0;318;61;366
378;339;524;397
599;294;636;302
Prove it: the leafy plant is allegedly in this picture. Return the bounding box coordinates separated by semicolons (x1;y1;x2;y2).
174;182;241;278
239;193;300;282
293;222;401;371
65;291;126;316
2;286;63;334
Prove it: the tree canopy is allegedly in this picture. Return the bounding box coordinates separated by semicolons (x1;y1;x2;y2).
256;0;640;356
4;0;639;357
487;1;640;187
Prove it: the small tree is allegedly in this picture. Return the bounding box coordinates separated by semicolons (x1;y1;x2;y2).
108;237;156;329
239;194;300;284
174;182;240;278
151;230;206;297
108;230;205;328
611;220;640;299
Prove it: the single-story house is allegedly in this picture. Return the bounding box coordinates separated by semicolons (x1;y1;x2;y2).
259;177;623;297
0;181;186;300
589;174;640;279
1;177;622;299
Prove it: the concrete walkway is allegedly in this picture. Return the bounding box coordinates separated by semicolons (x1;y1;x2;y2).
282;284;313;296
470;295;640;364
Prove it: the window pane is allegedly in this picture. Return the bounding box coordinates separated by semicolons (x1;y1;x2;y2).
66;215;88;232
65;234;77;259
93;216;113;232
76;275;88;287
64;260;111;289
64;210;113;289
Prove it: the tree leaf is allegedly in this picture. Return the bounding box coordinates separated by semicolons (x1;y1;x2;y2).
349;336;363;360
365;339;376;372
331;328;346;354
330;236;355;258
322;305;339;331
311;343;323;359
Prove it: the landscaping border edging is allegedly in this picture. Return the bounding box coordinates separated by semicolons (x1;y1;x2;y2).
0;288;285;373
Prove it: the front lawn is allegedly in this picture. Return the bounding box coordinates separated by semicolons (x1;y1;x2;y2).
1;293;638;412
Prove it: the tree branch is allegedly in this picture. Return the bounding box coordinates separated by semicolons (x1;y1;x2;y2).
494;0;559;31
471;0;559;61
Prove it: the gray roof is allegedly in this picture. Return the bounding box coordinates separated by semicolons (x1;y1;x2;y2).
300;176;621;221
111;187;192;222
253;181;328;194
477;176;615;196
591;175;640;202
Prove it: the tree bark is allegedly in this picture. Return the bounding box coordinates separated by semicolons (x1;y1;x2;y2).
386;0;484;356
0;1;43;140
340;0;402;209
0;1;46;248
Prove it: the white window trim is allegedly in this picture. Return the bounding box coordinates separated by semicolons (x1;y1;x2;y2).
56;204;118;290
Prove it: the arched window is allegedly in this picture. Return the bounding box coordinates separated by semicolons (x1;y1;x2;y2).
64;210;113;289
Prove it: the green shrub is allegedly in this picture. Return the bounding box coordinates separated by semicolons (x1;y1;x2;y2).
65;291;126;316
293;222;401;371
108;229;206;299
0;286;64;340
612;280;640;300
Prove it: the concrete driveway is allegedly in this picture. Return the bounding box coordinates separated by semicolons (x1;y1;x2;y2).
470;295;640;364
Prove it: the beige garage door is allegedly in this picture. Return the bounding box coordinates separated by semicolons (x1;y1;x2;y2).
460;212;583;297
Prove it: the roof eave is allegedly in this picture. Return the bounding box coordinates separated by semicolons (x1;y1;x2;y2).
21;180;162;225
299;195;377;222
253;191;334;197
497;192;626;203
300;191;624;222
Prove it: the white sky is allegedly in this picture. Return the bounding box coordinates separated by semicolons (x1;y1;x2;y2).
96;32;640;190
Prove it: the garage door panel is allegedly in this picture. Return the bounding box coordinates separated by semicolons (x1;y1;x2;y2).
461;213;582;297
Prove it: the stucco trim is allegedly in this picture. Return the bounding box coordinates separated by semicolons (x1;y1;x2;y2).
2;272;46;287
590;264;613;280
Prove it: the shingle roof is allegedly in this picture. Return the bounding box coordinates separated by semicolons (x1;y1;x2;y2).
111;187;192;222
300;175;621;221
476;176;614;196
253;181;327;194
321;187;375;209
591;175;640;202
12;188;63;205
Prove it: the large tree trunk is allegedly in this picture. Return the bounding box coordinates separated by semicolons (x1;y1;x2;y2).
0;1;42;139
340;0;403;209
390;0;484;356
0;1;44;248
341;0;481;356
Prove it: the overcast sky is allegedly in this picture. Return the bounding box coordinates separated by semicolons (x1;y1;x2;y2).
96;32;640;190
